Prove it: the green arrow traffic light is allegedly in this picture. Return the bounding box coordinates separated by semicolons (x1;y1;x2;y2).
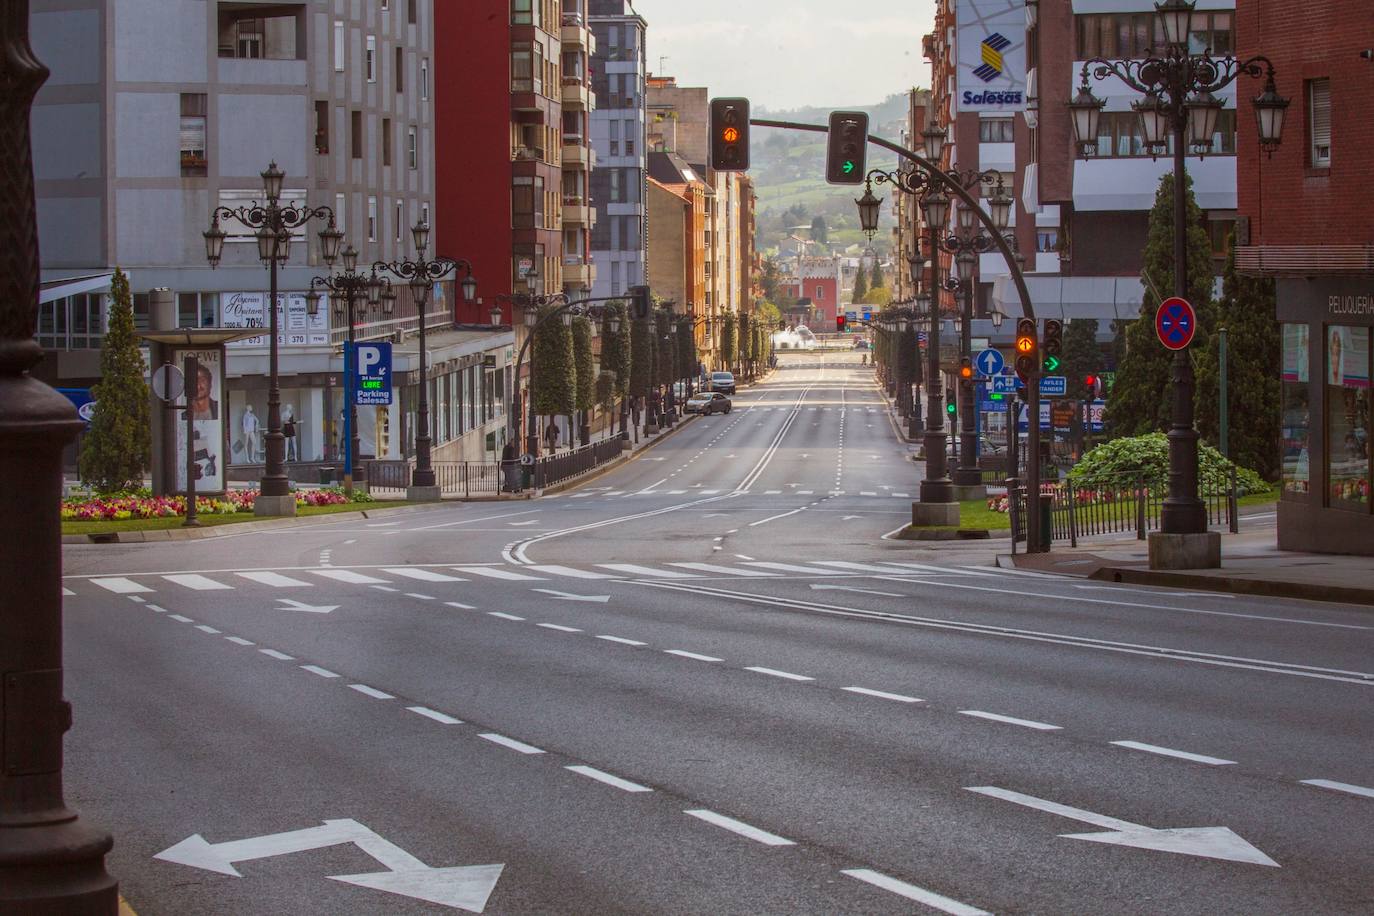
842;160;855;174
1043;355;1062;372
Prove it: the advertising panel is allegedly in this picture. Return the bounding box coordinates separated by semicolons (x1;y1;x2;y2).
221;292;331;349
173;348;226;494
956;0;1027;113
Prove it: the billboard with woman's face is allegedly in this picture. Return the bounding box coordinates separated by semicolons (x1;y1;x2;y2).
174;348;226;494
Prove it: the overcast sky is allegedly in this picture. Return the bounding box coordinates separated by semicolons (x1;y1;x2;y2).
627;0;939;110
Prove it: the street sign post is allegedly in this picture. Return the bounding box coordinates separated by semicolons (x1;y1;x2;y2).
1156;296;1197;350
975;347;1005;378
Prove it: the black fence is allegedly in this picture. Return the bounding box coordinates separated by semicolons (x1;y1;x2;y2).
533;436;625;489
366;460;503;499
1009;469;1239;548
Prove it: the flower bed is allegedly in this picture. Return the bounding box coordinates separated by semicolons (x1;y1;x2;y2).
61;487;368;521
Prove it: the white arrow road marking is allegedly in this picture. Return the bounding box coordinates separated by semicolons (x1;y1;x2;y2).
1300;779;1374;799
532;589;610;603
277;598;339;614
965;786;1280;866
809;584;904;598
842;515;863;520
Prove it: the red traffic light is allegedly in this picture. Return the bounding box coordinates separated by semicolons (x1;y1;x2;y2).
836;315;847;332
1083;374;1096;386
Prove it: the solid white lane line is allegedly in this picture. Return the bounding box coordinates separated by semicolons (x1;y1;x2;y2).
168;614;193;623
684;810;794;846
225;636;255;646
445;601;476;609
959;710;1062;730
91;577;153;594
1300;779;1374;799
745;666;814;682
163;574;234;591
313;569;390;585
194;625;221;634
301;665;340;678
743;561;842;575
747;507;807;527
479;733;545;755
259;649;294;660
566;765;652;793
596;635;647;646
452;566;546;580
527;565;621;579
488;612;525;621
843;686;923;703
1110;741;1236;765
665;649;722;662
349;684;395;700
383;567;467;582
597;563;699;579
537;623;582;633
236;571;313;588
669;562;778;577
841;869;990;916
408;706;462;724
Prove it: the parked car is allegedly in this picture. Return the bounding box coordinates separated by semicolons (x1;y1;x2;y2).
684;392;732;415
710;371;736;395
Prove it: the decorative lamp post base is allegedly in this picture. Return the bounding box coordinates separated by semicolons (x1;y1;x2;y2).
1148;531;1221;570
645;422;660;435
253;494;298;517
911;501;961;527
952;466;985;490
406;485;443;502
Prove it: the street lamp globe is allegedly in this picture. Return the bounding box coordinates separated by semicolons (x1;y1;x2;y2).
1155;0;1196;51
915;291;932;313
561;310;574;327
490;304;505;326
319;222;344;266
1253;76;1290;153
304;289;322;317
332;292;345;319
381;286;397;316
1069;82;1106;156
367;273;383;307
260;161;285;201
203;219;226;267
921;189;950;231
957;203;977;234
609;314;621;334
1185;90;1224;151
460;273;478;303
1133;91;1172;151
991;309;1005;329
955;250;977;283
856;186;883;234
411;220;431;254
255;226;276;264
341;244;359;273
921;123;946;162
408;274;429;306
989;179;1013;232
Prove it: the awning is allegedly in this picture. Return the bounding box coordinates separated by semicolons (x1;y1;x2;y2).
40;272;113;304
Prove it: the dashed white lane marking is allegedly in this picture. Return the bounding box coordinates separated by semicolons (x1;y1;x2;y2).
163;574;232;591
313;569;390;585
745;666;814;682
842;869;990;916
665;649;722;663
669;562;777;577
1110;741;1236;765
488;612;525;621
1300;779;1374;799
566;765;653;793
194;625;220;634
236;571;312;588
168;614;193;623
480;732;545;755
129;596;146;604
404;593;436;601
301;665;340;678
684;810;794;846
349;684;395;700
843;686;923;703
537;623;582;633
92;577;153;594
408;706;462;724
445;601;476;610
959;710;1062;731
383;567;467;582
597;563;698;579
596;635;647;646
527;565;621;579
225;636;255;646
452;566;545;581
259;649;294;660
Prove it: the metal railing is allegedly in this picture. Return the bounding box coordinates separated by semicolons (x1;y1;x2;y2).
366;460;503;499
534;436;625;489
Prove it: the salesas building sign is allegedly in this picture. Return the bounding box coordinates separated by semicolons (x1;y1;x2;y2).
957;0;1027;112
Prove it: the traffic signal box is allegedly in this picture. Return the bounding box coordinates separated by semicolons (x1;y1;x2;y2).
959;357;973;380
709;98;750;172
826;111;869;185
629;285;651;320
1041;318;1063;374
836;315;847;332
1015;317;1038;382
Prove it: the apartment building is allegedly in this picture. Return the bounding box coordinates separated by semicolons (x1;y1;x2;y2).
893;88;933;304
646;152;709;335
31;0;514;472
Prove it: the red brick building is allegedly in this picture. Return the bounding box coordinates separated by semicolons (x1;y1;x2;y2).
1235;0;1374;555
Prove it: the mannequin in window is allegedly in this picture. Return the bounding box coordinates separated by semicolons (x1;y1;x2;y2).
283;404;298;462
242;404;260;462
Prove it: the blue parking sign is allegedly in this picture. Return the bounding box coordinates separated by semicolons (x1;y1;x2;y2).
354;342;393;406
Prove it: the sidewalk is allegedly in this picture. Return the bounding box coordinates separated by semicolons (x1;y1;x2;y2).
1002;522;1374;607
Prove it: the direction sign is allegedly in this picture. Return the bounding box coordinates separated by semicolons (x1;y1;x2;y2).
354;342;393;405
975;348;1005;378
1156;296;1196;350
1039;375;1067;396
991;376;1018;394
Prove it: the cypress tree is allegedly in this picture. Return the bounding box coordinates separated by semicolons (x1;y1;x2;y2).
870;260;886;289
572;317;595;411
532;304;575;417
80;267;151;491
720;312;737;369
655;310;675;387
629;314;653;399
1063;318;1103;401
600;302;630;399
738;310;752;376
1104;171;1216;437
851;264;868;303
677;318;695;383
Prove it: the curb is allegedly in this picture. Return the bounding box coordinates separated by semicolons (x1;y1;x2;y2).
541;413;699;496
1089;565;1374;607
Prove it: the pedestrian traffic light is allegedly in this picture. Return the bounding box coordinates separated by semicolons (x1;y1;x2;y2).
1014;317;1037;381
1041;318;1063;373
836;314;846;332
959;356;973;380
710;98;750;172
826;111;869;185
629;285;651;320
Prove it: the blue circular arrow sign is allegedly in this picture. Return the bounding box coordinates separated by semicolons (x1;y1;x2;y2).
1155;297;1196;351
975;348;1005;377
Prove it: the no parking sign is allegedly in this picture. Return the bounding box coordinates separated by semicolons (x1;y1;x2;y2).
1155;297;1196;351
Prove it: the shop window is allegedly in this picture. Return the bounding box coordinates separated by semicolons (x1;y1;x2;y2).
180;94;208;176
1281;324;1311;497
1326;326;1370;510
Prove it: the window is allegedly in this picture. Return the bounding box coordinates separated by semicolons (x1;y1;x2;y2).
1188;12;1233;55
815;285;824;300
608;119;619;156
333;20;344;71
335;193;346;238
179;93;207;176
1206;218;1235;259
421;59;429;99
394;47;403;91
351;110;363;158
1326;326;1370;510
1309;78;1331;168
382;118;391;166
1281;324;1310;497
511;44;534;92
395;201;403;242
218;6;304;59
512;176;544;229
177;293;219;329
408;0;417;25
1076;13;1157;59
511;0;533;25
368;196;378;241
1036;229;1059;253
979;118;1014;143
314;100;329;155
366;36;376;82
407;126;417;169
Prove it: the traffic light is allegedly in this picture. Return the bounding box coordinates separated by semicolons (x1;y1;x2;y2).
826;111;869;185
959;356;973;380
629;285;651;320
945;392;957;417
836;315;846;332
709;98;750;172
1041;318;1063;373
1014;317;1037;381
1084;374;1104;398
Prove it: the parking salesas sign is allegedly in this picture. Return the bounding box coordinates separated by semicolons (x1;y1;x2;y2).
354;342;393;406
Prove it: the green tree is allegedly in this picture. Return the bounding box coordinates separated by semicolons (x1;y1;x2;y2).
810;215;828;245
572;317;595;411
629;314;653;398
677;318;696;383
755;299;782;327
737;310;752;375
1104;171;1216;437
1195;242;1281;480
720;312;738;369
80;267;150;491
600;302;630;399
851;264;868;303
1063;318;1104;401
760;258;783;304
862;287;891;307
532;305;575;417
870;260;886;289
655;310;675;387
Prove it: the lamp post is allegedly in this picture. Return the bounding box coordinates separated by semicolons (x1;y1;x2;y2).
373;221;478;498
205;162;342;515
1069;0;1286;543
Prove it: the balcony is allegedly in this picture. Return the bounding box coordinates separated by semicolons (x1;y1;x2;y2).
512;145;545;163
561;77;590;110
561;14;595;53
563;257;596;289
562;136;592;169
562;196;592;226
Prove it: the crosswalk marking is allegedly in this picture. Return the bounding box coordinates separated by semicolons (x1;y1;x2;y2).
236;571;312;588
91;577;153;594
312;569;391;585
163;574;233;591
814;560;907;574
700;489;722;495
383;567;467;582
878;562;991;577
527;565;621;579
742;561;842;575
452;566;545;581
597;563;699;579
669;562;778;577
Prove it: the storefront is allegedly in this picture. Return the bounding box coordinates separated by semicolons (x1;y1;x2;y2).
1276;277;1374;555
